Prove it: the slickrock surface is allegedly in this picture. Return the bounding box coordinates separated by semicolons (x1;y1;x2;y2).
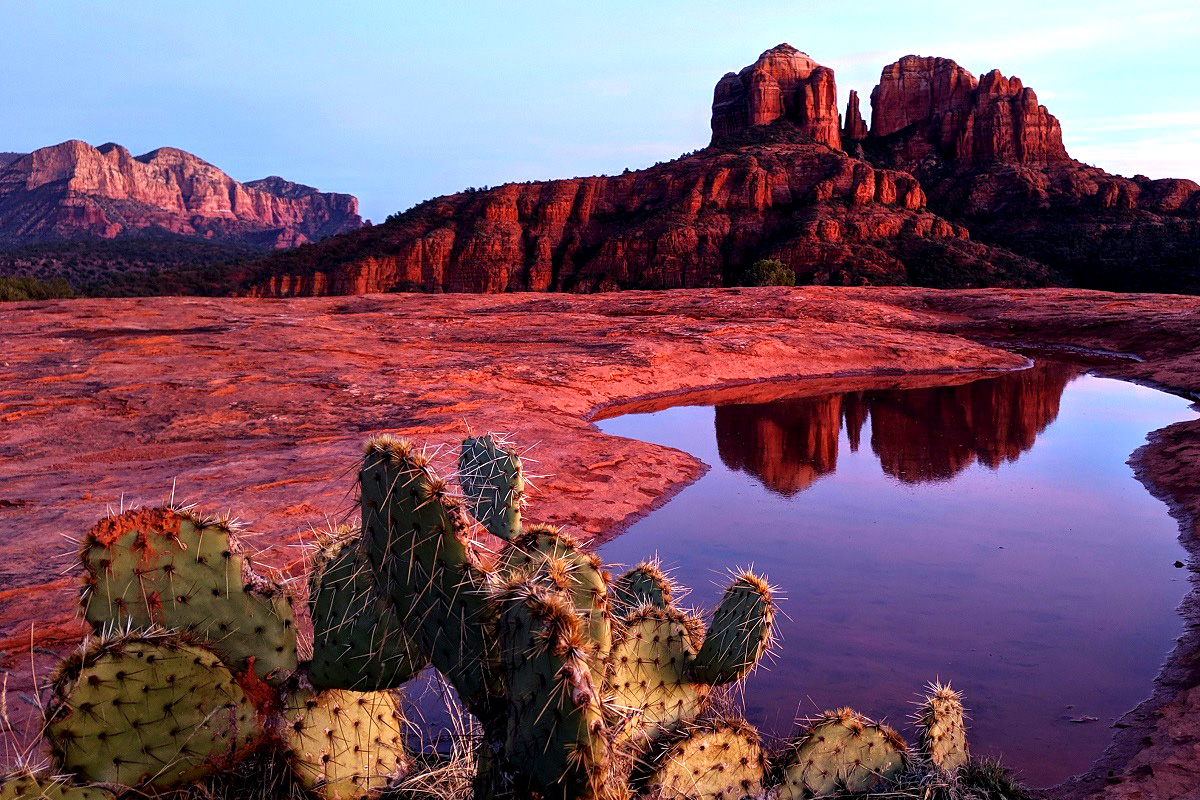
1;287;1199;798
0;140;362;247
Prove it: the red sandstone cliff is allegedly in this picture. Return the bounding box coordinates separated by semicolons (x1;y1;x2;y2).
0;140;362;248
711;44;842;149
244;44;1200;297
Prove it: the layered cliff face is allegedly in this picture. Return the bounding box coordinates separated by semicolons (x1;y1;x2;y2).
0;140;362;249
711;44;842;149
244;43;1200;298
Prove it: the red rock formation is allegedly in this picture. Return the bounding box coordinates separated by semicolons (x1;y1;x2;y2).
243;142;1000;296
711;44;842;149
0;140;362;248
870;55;1068;166
843;90;868;141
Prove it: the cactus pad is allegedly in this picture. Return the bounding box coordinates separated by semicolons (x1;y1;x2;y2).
641;720;766;800
282;687;408;800
79;507;297;684
610;561;675;620
689;572;774;686
0;771;115;800
459;433;525;541
45;632;262;790
308;527;428;691
494;580;609;799
915;681;969;774
359;437;499;718
607;604;707;744
776;708;907;798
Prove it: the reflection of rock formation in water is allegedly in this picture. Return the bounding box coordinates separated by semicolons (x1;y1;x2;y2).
714;362;1082;494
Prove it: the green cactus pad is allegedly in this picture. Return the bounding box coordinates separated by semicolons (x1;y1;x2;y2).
641;720;766;800
45;632;262;790
308;527;428;691
359;437;500;719
607;604;707;744
610;561;675;620
499;525;612;673
459;434;525;541
689;572;774;686
79;506;298;684
0;771;115;800
775;708;907;798
282;687;408;800
915;681;969;774
494;580;609;800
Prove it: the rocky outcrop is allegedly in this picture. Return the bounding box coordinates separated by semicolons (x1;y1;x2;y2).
843;90;868;141
0;152;24;168
244;43;1200;298
711;44;842;149
242;142;1018;296
870;55;1068;166
0;140;362;248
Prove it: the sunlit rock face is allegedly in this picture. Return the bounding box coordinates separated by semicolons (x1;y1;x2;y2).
714;361;1083;493
710;44;842;149
0;140;362;248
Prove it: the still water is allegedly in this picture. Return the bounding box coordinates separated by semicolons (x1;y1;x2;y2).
595;362;1198;787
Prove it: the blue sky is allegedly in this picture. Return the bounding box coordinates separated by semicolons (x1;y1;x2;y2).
3;1;1197;221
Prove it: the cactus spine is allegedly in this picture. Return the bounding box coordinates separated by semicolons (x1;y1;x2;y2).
0;772;115;800
916;681;969;774
78;507;297;684
45;632;262;790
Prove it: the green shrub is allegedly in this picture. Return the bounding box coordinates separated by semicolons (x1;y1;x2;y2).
743;258;796;287
0;275;76;301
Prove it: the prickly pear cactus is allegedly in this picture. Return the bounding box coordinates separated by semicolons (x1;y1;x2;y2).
640;719;766;800
459;433;525;540
0;771;115;800
775;708;907;798
45;632;262;790
78;506;297;684
282;687;408;800
498;525;612;674
916;681;969;774
358;436;500;719
689;572;776;685
607;604;707;744
308;526;428;691
494;579;610;800
609;561;674;620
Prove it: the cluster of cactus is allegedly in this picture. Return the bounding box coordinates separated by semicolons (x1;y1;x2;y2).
5;431;984;800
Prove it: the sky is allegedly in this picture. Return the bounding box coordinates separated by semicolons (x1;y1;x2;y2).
3;1;1198;222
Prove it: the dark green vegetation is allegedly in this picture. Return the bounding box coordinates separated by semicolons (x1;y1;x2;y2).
0;275;75;301
3;433;1033;799
0;236;256;297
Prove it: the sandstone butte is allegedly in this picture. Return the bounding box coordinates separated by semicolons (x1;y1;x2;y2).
243;43;1200;297
2;287;1200;799
0;139;363;248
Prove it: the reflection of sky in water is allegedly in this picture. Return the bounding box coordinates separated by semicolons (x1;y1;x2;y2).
596;366;1198;788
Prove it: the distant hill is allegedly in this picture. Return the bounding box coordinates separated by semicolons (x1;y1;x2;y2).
244;44;1200;297
0;141;363;294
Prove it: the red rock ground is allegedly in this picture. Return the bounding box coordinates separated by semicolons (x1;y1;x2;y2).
1;288;1198;798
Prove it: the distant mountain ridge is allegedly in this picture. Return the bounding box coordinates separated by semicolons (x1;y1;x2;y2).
244;43;1200;297
0;140;363;249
